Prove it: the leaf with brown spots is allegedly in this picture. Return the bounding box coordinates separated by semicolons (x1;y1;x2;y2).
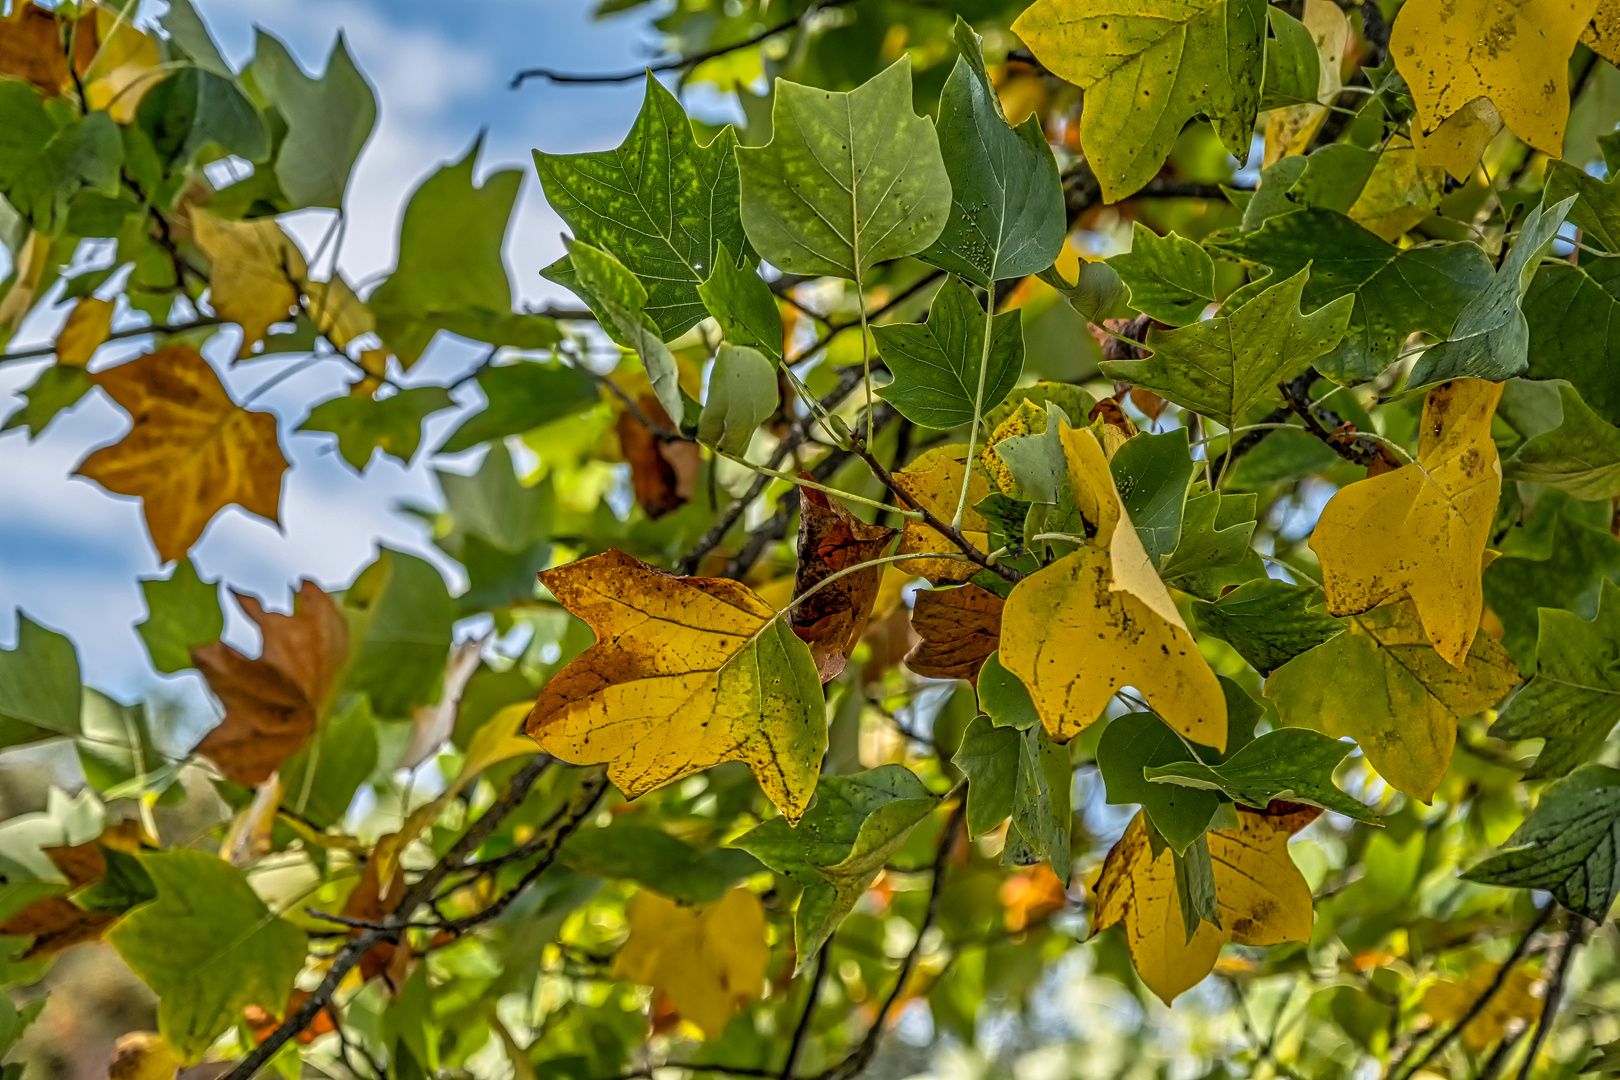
192;582;349;787
1090;803;1319;1004
528;549;825;822
905;583;1004;681
76;346;288;563
790;484;898;682
1311;378;1502;668
616;393;699;519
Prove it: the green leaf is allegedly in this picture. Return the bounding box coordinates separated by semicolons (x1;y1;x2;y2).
993;399;1078;505
160;0;232;77
76;846;157;916
431;443;554;614
979;651;1040;731
1109;428;1196;565
1190;578;1345;673
920;19;1065;286
735;765;938;961
953;715;1019;837
699;344;777;456
1463;763;1620;922
1236;147;1378;235
874;277;1024;430
536;74;746;339
1260;7;1321;109
1492;579;1620;780
1171;833;1219;941
77;689;173;799
1107;223;1217;326
564;239;684;426
137;69;270;170
1545;158;1620;253
369;139;549;365
1158;483;1259;598
698;242;783;361
248;29;377;210
341;549;455;718
1407;194;1576;387
563;823;763;906
439;360;600;455
0;84;121;234
1098;711;1219;856
951;715;1071;875
1147;727;1379;823
1;364;92;439
1099;267;1353;433
301;386;452;472
1483;511;1620;670
1211;208;1493;383
1525;256;1620;427
0;617;81;749
136;558;222;675
280;693;378;829
108;849;307;1063
1505;384;1620;499
736;57;951;280
1011;0;1265;200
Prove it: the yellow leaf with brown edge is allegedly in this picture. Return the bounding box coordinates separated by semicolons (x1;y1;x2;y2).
1391;0;1595;158
1422;960;1544;1051
1001;424;1226;748
56;296;114;366
108;1032;179;1080
0;3;81;97
528;549;826;823
614;887;769;1040
192;210;309;359
1411;98;1505;182
791;485;898;682
1311;378;1502;669
77;346;288;563
1091;804;1319;1004
893;445;989;585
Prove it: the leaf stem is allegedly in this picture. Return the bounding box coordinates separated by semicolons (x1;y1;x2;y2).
953;287;996;530
720;454;922;520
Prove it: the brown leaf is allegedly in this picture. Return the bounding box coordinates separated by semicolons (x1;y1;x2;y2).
616;394;699;519
0;896;118;959
77;347;288;562
193;582;349;787
904;584;1004;681
1088;396;1138;438
0;4;92;96
243;989;338;1046
343;832;412;990
791;484;898;681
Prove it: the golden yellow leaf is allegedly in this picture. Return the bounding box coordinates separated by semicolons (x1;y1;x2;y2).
1390;0;1596;158
1091;805;1319;1004
55;296;114;366
77;346;288;562
1311;378;1502;668
1001;424;1226;748
893;445;989;585
192;210;309;359
614;888;769;1040
1411;98;1505;182
108;1032;179;1080
979;398;1043;495
528;549;826;822
304;276;375;350
83;12;162;123
1263;0;1347;165
1422;961;1544;1051
1586;0;1620;63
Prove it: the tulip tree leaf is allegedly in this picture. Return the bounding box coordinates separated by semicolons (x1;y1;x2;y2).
698;242;783;361
1098;711;1220;856
137;559;223;675
699;344;777;456
564;239;685;427
1108;223;1218;326
874;277;1024;430
1109;428;1196;565
737;57;951;280
248;29;376;210
1526;255;1620;428
1146;727;1380;824
1190;578;1346;674
1504;383;1620;500
439;360;600;455
301;386;454;471
0;618;82;749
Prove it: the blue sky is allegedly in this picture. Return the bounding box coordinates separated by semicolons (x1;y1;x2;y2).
0;0;688;724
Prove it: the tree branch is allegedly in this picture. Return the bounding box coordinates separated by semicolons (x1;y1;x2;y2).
1515;914;1590;1080
511;0;861;88
0;317;226;366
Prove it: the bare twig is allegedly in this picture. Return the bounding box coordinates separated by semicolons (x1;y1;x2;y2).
780;943;833;1080
0;317;226;366
1515;915;1590;1080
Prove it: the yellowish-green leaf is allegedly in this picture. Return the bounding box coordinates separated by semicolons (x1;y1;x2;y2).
192;209;308;359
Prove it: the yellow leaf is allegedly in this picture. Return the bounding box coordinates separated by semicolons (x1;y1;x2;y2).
109;1032;179;1080
1422;961;1544;1051
1586;0;1620;63
1091;805;1319;1004
192;210;309;359
77;346;288;563
1390;0;1596;158
304;276;375;350
1348;142;1446;241
1265;595;1520;801
1263;0;1348;165
1001;424;1226;748
83;12;162;123
527;549;826;823
0;231;50;333
979;399;1043;495
1411;98;1505;182
893;445;989;585
1311;378;1503;668
55;296;114;366
614;887;769;1040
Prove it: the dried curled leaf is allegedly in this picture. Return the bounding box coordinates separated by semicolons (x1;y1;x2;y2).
791;485;898;682
76;347;288;563
528;549;826;822
1311;378;1502;668
905;583;1004;681
193;582;349;787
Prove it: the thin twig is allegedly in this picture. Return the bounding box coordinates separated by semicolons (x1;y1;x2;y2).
780;943;833;1080
1515;915;1590;1080
0;317;226;366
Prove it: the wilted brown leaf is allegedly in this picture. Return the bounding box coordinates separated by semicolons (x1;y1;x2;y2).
616;394;699;519
0;896;118;959
244;989;338;1046
905;584;1003;681
791;484;898;681
77;346;288;563
193;582;349;787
